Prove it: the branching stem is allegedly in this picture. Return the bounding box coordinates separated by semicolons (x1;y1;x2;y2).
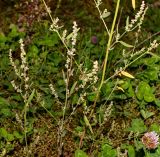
90;0;121;118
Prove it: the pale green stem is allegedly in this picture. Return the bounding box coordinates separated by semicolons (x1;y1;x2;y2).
24;101;28;156
41;0;69;51
93;0;110;35
125;51;148;69
100;0;120;90
91;0;121;115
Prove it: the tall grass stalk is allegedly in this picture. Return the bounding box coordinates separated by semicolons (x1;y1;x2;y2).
91;0;121;117
99;0;120;91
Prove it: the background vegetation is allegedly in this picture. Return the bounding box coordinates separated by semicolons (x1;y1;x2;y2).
0;0;160;156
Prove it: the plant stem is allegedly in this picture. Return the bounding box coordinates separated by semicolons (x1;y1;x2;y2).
100;0;120;90
91;0;121;117
93;0;109;35
24;102;28;156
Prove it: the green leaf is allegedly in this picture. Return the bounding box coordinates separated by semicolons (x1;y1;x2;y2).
102;82;113;98
150;123;160;133
13;131;23;139
155;99;160;108
72;94;79;105
136;82;155;102
75;149;88;157
134;140;144;151
140;109;154;119
0;33;7;43
0;108;12;117
70;81;77;95
57;79;65;86
8;24;18;38
75;126;83;133
84;115;93;134
101;144;117;157
128;145;135;157
6;134;14;141
0;97;10;106
87;92;97;102
118;41;133;48
0;128;14;141
0;128;8;138
120;80;130;89
36;34;59;46
26;89;35;105
127;118;147;133
40;51;49;59
136;82;145;100
28;45;39;58
148;70;158;80
127;84;134;97
143;92;155;102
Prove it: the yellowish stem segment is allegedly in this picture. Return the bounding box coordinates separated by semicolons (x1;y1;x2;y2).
91;0;121;117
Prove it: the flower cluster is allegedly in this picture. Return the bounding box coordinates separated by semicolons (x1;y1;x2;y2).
11;80;22;94
75;61;99;104
19;39;29;92
91;36;98;44
125;1;148;32
72;21;78;46
9;39;30;101
147;40;159;52
49;84;58;99
9;49;20;78
103;101;113;122
142;131;159;149
79;61;99;88
95;0;102;7
130;47;146;58
50;17;63;31
65;21;79;69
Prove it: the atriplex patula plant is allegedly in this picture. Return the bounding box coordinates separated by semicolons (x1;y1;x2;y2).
9;39;35;156
9;0;160;156
41;0;160;154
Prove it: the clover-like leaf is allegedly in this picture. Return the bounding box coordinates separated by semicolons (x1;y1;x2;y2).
75;150;88;157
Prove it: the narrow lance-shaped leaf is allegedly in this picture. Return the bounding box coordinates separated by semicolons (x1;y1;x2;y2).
132;0;136;10
26;89;35;105
84;115;93;134
69;81;77;96
120;71;135;79
66;28;80;40
118;41;133;48
126;16;129;29
117;86;125;92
